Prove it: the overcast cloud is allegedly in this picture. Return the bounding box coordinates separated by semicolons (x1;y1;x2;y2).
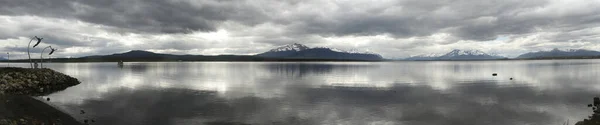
0;0;599;59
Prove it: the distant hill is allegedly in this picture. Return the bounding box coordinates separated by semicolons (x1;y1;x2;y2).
403;49;506;60
0;57;6;60
516;48;600;59
256;43;383;60
83;50;174;59
2;50;381;62
75;50;257;62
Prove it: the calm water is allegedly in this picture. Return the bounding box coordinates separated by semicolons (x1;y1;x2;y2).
4;60;600;125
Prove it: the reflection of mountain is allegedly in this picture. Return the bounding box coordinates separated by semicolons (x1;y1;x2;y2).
128;64;149;73
262;63;379;77
263;63;335;77
61;81;593;125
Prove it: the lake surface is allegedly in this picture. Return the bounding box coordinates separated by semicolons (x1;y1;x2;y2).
3;60;600;125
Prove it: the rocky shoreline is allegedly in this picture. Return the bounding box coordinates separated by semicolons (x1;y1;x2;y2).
0;95;83;125
0;67;80;96
0;67;83;124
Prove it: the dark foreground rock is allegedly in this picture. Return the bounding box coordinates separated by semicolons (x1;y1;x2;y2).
0;67;83;124
0;67;80;96
575;97;600;125
0;95;83;125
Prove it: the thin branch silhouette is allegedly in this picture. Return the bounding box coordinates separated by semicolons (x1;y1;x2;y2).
27;36;43;68
40;46;55;68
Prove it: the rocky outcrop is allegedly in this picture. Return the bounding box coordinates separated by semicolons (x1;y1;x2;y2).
0;67;80;96
0;95;83;125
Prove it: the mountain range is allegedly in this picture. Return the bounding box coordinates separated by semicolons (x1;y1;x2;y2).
72;48;600;61
403;48;600;60
404;49;506;60
28;43;385;62
0;57;6;60
256;43;383;60
3;43;600;62
516;48;600;59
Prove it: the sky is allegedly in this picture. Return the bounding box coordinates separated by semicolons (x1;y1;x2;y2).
0;0;599;59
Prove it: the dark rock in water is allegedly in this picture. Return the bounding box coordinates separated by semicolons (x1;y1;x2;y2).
510;78;513;80
0;67;80;96
492;73;497;76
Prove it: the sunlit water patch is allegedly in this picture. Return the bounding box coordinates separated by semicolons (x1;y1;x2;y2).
3;60;600;125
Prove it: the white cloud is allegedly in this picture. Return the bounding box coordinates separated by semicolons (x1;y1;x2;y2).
0;0;599;59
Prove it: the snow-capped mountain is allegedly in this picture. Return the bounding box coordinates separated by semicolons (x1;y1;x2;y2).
403;49;505;60
438;49;505;60
516;48;600;59
404;53;443;60
257;43;310;57
442;49;487;56
268;43;310;52
322;47;379;55
256;43;383;60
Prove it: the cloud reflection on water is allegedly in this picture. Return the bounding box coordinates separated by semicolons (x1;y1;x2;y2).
12;60;600;124
61;81;595;125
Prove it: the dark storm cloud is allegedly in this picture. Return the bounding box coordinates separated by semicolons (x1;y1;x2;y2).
0;0;268;34
1;0;600;58
3;0;593;40
276;0;563;41
0;35;118;52
1;0;598;41
3;46;28;53
154;41;205;51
